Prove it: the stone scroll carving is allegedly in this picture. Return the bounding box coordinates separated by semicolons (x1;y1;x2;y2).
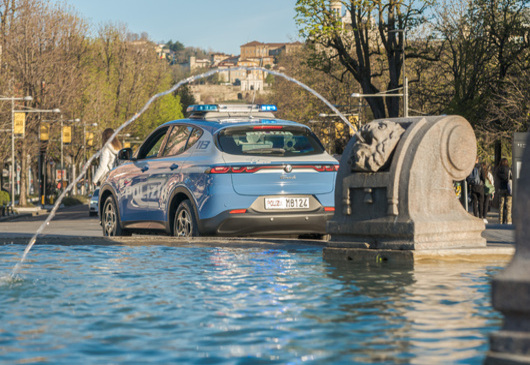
350;121;406;172
326;115;486;250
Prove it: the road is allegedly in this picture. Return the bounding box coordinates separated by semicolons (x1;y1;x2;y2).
0;203;515;249
0;204;102;238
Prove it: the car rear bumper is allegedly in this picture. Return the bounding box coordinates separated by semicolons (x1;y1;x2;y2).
199;209;334;236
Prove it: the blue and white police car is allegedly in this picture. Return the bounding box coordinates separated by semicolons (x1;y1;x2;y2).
99;104;338;238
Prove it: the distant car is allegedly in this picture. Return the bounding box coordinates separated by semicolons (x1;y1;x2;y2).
99;104;338;238
89;188;99;216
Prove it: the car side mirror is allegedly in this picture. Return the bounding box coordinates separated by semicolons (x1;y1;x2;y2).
118;147;134;161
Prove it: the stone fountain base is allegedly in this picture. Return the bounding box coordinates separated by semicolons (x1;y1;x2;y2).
323;244;514;266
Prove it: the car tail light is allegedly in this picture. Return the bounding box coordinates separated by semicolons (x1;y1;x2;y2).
229;209;247;214
208;166;231;174
324;207;335;212
205;164;339;174
313;165;339;172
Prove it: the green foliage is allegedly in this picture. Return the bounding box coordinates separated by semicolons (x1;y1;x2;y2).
166;40;185;53
177;84;196;113
0;190;10;206
132;93;184;140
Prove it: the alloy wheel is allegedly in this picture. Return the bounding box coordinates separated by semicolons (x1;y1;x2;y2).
176;208;193;237
103;199;117;236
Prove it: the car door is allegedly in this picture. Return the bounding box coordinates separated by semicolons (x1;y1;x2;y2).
119;126;170;223
153;124;197;221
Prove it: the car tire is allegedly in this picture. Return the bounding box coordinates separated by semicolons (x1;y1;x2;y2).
173;199;199;237
102;195;130;236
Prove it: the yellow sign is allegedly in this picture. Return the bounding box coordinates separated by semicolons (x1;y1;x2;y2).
40;124;49;141
63;126;72;144
86;132;94;147
14;112;26;136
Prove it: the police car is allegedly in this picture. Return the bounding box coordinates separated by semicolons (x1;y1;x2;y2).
99;104;338;238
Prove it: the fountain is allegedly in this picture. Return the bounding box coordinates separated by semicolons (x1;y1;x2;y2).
0;68;519;365
324;115;513;263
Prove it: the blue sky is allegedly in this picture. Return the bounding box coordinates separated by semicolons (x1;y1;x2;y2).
58;0;300;55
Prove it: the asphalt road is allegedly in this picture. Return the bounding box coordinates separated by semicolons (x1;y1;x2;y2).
0;204;102;238
0;203;515;249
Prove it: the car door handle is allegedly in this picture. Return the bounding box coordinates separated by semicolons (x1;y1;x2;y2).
141;165;149;172
170;163;179;171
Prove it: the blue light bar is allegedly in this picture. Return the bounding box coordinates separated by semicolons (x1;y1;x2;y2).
187;104;219;113
259;104;278;112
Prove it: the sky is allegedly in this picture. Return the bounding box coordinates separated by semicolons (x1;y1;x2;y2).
56;0;301;55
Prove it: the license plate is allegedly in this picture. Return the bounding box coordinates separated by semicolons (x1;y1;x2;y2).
265;197;309;210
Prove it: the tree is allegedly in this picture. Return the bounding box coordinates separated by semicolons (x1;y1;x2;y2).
166;39;185;53
176;84;196;113
295;0;432;119
2;0;87;205
417;0;529;134
132;93;184;140
268;47;357;154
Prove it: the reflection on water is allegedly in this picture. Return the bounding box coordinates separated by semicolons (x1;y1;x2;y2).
0;244;503;364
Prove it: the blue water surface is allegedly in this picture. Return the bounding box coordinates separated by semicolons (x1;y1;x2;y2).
0;244;503;364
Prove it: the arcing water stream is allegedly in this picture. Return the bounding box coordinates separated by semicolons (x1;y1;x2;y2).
7;66;352;278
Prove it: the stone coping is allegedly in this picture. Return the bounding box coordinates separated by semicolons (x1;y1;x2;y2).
322;244;514;265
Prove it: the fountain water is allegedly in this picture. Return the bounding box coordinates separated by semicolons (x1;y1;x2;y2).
7;66;352;278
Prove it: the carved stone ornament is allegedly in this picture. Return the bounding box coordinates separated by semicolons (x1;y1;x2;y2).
327;115;485;251
350;120;406;172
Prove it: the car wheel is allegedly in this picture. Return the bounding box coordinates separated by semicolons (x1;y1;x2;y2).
174;200;198;237
102;195;129;236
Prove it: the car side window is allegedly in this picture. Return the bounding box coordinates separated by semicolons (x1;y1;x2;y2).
162;125;191;157
137;127;169;160
187;128;203;149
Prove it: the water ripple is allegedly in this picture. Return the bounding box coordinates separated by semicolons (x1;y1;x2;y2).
0;244;504;364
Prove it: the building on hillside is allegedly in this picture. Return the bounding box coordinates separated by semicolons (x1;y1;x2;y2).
211;53;233;67
180;56;211;72
240;41;302;66
156;44;171;60
216;56;241;84
216;57;263;90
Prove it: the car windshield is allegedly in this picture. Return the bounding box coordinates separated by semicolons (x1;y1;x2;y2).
218;125;325;157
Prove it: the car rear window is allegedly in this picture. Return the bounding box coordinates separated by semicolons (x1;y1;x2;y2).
218;125;325;156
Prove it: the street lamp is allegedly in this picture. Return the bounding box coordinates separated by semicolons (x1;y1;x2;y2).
388;28;408;117
351;89;404;126
0;95;33;208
